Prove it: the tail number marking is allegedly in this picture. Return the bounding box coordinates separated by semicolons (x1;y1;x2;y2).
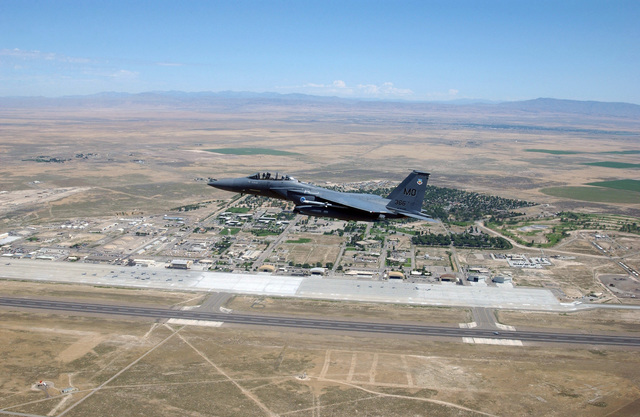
403;188;417;196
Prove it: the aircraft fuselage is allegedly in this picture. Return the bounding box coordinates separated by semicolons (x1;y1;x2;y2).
209;171;434;222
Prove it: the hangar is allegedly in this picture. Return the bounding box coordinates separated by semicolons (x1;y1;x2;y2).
388;271;405;280
169;259;192;269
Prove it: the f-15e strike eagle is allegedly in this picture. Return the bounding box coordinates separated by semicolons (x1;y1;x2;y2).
208;170;435;222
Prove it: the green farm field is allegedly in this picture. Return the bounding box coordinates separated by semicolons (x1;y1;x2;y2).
525;149;582;155
582;162;640;169
540;186;640;204
586;179;640;192
205;147;300;156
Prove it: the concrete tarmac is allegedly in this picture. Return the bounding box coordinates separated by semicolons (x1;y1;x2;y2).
0;258;635;312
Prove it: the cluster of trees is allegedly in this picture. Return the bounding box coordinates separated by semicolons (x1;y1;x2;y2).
212;238;231;254
620;222;639;233
23;155;70;163
557;212;639;233
412;231;512;249
287;261;333;269
364;185;533;223
557;211;601;229
171;201;213;212
234;195;285;213
422;187;533;222
343;223;366;246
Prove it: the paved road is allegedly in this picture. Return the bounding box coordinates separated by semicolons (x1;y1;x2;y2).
254;215;300;266
198;292;232;311
1;296;639;347
471;307;497;329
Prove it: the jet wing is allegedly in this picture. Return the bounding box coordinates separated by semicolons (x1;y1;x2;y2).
290;189;390;214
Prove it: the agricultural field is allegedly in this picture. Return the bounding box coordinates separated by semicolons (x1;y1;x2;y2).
540;186;640;204
582;162;640;169
525;149;582;155
587;179;640;193
205;147;301;156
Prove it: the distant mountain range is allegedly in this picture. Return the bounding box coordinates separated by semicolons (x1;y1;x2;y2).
497;98;640;118
1;91;639;119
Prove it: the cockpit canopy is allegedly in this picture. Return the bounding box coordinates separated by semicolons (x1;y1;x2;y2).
248;172;295;181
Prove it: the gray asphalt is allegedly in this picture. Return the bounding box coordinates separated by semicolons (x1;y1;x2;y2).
1;296;639;347
471;307;498;329
197;292;233;311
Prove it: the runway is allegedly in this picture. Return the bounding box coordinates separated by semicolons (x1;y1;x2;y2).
1;296;639;347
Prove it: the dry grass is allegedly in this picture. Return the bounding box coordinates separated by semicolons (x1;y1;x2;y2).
226;295;472;324
279;234;343;266
0;280;205;307
1;308;639;417
497;308;640;333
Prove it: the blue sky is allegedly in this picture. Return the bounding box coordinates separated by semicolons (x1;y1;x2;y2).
1;0;639;103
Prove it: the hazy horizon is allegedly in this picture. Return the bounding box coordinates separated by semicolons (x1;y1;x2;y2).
3;90;640;109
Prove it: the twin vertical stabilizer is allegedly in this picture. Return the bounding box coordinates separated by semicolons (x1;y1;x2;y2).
386;170;430;214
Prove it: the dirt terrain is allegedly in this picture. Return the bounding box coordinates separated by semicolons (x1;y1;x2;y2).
1;292;639;417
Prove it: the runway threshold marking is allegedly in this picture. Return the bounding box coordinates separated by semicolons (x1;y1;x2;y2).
463;337;524;346
167;318;224;327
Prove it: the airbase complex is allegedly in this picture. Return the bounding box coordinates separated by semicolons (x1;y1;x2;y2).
2;191;639;306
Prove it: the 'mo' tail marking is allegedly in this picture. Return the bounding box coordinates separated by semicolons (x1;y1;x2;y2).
386;170;430;213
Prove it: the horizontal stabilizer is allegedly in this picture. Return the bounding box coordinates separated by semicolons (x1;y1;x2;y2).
393;209;438;222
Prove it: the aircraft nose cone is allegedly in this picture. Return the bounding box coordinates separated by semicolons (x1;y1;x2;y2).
208;177;239;192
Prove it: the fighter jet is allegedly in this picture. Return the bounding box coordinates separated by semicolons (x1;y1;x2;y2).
208;170;435;222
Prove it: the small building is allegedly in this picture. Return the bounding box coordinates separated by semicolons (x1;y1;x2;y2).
388;271;405;280
241;250;262;260
492;275;512;283
163;215;184;221
84;254;120;264
61;387;78;394
467;274;487;283
345;270;373;278
133;259;156;267
310;267;326;276
258;264;276;273
170;259;192;269
438;273;459;283
356;239;378;248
